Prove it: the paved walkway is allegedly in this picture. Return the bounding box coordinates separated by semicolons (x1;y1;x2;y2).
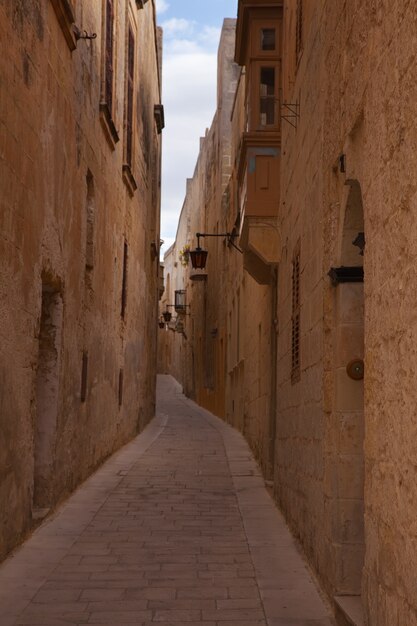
0;376;334;626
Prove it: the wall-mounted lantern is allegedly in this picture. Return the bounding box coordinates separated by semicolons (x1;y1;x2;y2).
189;245;208;270
162;309;172;323
175;290;187;312
158;319;165;329
189;231;242;273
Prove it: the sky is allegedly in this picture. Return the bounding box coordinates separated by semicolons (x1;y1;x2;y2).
155;0;238;257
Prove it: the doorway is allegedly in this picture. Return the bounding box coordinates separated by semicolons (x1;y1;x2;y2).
33;279;63;515
333;180;365;595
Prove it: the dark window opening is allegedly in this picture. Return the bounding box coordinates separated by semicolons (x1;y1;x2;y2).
81;351;88;403
121;241;128;319
85;171;95;272
126;27;135;168
105;0;114;111
261;28;276;51
260;67;275;126
118;368;124;407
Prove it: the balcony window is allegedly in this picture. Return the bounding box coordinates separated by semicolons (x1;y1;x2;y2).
260;67;275;126
261;28;275;51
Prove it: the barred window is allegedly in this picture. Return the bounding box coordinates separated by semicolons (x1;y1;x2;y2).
126;27;135;168
291;245;301;383
296;0;303;62
260;67;276;126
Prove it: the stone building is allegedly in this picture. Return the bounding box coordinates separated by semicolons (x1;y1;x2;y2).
160;1;417;624
0;0;163;560
277;1;417;624
160;19;240;421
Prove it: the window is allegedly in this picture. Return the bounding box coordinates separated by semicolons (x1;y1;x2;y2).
296;0;303;62
121;241;128;319
118;369;124;407
80;351;88;403
122;23;138;193
260;67;276;126
261;28;275;51
291;245;301;383
105;0;114;112
100;0;119;146
85;171;95;273
125;26;135;169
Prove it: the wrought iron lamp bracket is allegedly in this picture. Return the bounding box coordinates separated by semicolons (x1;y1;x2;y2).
196;232;243;254
73;26;97;41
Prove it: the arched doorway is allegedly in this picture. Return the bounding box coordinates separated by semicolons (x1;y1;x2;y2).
332;180;365;599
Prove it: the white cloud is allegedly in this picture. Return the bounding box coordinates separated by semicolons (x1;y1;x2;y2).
158;15;225;257
200;26;221;48
155;0;169;15
161;18;195;38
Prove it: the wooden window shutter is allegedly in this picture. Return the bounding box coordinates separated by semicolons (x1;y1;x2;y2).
126;27;135;168
296;0;303;62
105;0;114;111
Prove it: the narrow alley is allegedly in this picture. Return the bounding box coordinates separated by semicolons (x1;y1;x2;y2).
0;377;332;626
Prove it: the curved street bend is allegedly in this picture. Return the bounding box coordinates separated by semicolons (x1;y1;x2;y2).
0;377;333;626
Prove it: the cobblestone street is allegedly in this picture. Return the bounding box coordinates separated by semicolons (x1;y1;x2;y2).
0;376;333;625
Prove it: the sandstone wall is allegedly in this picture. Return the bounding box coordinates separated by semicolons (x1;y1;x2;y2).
278;1;417;623
0;0;162;560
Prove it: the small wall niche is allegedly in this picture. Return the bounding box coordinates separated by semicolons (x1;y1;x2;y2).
33;279;63;513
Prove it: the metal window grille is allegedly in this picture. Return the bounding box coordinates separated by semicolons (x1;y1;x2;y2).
105;0;114;111
291;246;301;383
126;27;135;168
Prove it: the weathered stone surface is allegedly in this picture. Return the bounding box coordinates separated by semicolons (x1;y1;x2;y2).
0;375;333;626
0;0;162;560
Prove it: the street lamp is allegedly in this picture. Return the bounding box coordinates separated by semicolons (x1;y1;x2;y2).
162;309;172;322
174;290;187;313
189;232;241;271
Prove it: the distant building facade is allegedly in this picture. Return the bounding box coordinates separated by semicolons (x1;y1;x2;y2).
160;1;417;624
0;0;163;560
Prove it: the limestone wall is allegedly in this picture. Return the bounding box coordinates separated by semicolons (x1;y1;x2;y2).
278;1;417;622
0;0;162;560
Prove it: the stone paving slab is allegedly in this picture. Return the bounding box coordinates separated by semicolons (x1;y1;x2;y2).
0;375;334;625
